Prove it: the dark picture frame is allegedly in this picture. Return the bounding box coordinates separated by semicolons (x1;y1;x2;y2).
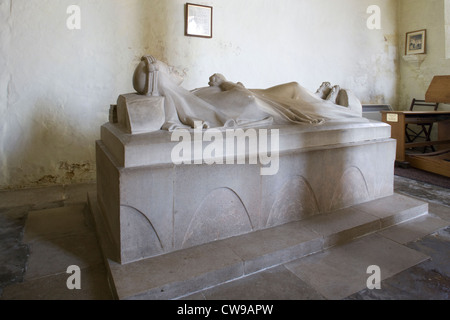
405;29;427;55
185;3;213;38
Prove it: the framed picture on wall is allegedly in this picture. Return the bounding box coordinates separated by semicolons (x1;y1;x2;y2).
405;29;427;55
185;3;213;38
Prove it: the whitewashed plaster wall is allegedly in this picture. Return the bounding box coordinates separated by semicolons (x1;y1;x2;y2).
398;0;450;111
446;0;450;59
0;0;398;190
171;0;399;101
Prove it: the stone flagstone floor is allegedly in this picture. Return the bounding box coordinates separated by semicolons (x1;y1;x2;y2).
0;175;449;300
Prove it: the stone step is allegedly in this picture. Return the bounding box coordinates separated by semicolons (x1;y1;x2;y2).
87;192;428;300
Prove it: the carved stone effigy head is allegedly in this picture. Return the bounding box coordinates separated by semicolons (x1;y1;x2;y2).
133;55;183;96
133;55;158;95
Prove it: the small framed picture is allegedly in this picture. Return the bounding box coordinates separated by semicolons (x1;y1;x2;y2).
185;3;213;38
405;29;426;55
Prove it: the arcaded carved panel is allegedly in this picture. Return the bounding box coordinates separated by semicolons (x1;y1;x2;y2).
120;206;164;263
267;176;320;228
182;188;253;249
329;167;370;212
173;163;261;248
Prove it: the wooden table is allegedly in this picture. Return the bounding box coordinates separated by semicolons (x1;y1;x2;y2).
381;111;450;177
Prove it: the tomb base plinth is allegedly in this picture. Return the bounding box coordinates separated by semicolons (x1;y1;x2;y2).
88;192;428;300
95;120;397;265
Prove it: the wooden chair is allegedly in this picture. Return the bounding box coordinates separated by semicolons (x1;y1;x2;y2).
405;98;440;152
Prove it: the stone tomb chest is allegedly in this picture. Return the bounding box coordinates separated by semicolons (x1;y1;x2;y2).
96;93;396;264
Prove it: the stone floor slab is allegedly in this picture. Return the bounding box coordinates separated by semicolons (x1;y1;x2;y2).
25;232;103;281
23;205;90;243
284;234;429;300
0;207;30;289
0;184;96;210
63;183;97;205
428;202;450;222
394;176;450;207
301;207;380;248
92;191;432;300
1;180;448;301
1;264;112;300
347;227;450;300
0;243;28;288
0;186;65;209
406;227;450;277
378;215;450;245
187;265;325;300
108;241;244;300
346;264;450;300
353;193;428;228
221;222;322;274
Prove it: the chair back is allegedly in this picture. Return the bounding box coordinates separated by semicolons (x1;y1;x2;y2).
409;99;439;111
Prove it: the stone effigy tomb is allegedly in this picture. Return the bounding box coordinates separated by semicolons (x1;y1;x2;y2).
95;55;396;264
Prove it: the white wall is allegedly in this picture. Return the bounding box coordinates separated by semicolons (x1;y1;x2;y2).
176;0;399;103
398;0;450;110
0;0;399;190
0;0;156;189
446;0;450;59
